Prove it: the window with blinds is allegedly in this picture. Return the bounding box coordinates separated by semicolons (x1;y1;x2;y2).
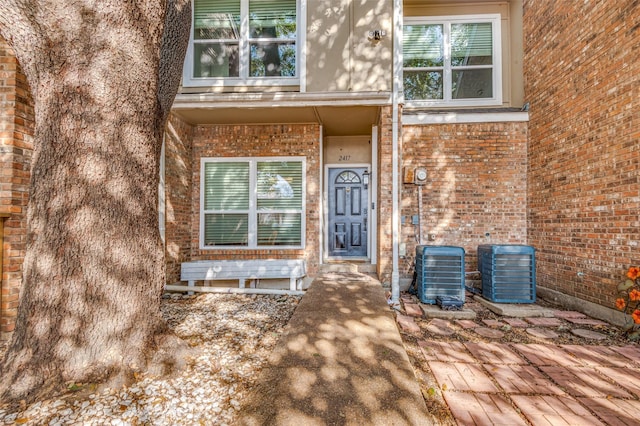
188;0;298;83
201;158;305;248
403;15;502;106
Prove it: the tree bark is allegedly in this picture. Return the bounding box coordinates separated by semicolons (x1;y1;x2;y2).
0;0;191;404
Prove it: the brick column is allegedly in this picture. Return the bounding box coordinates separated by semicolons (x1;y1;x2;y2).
376;105;398;285
164;113;194;284
0;37;34;340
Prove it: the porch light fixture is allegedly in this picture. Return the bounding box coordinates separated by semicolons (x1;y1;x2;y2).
363;170;370;188
368;30;386;42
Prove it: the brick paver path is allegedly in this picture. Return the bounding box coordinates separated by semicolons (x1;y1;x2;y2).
455;319;480;329
425;318;455;336
552;310;587;319
559;344;630;367
564;317;609;326
612;345;640;364
474;327;504;338
578;397;640;425
429;361;499;392
571;328;608;340
419;342;640;425
464;342;526;365
418;341;476;363
482;319;504;328
525;317;564;327
511;395;605;425
541;366;633;398
444;392;528;425
526;327;559;339
502;318;528;327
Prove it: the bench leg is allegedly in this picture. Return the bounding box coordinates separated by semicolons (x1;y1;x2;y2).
289;277;296;292
188;280;195;296
239;278;246;289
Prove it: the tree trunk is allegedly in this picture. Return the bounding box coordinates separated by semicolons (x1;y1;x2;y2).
0;0;191;403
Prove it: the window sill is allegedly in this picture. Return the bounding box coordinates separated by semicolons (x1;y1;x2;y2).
200;245;305;250
403;109;529;124
404;98;503;109
182;77;300;89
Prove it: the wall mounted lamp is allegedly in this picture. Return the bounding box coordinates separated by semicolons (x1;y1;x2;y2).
368;30;386;42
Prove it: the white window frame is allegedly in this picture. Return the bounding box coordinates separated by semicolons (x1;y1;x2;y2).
403;14;502;108
200;156;306;249
183;0;303;88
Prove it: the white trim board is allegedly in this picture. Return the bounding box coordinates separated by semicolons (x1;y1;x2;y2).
403;111;529;125
199;156;307;250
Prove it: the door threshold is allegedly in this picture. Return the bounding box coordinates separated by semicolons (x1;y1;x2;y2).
325;257;370;263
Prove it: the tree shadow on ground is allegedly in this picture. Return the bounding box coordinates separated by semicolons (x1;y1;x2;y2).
238;272;432;426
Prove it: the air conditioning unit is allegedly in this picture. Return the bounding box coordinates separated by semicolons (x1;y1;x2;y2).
478;244;536;303
415;245;465;304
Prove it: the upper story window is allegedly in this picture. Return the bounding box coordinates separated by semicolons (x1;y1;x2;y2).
184;0;299;87
403;14;502;107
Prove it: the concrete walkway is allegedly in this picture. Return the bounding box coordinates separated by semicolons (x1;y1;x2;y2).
238;272;431;425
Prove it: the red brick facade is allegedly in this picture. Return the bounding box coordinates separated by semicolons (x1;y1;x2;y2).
524;0;640;306
164;114;194;284
1;1;638;336
401;122;529;275
187;123;322;277
376;106;395;284
0;37;33;339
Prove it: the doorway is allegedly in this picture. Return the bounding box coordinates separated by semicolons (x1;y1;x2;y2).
327;167;369;258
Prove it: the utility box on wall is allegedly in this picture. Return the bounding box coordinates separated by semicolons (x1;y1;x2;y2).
415;245;465;304
478;245;536;303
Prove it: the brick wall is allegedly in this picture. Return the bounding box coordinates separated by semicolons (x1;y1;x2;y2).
377;106;395;285
188;124;321;276
164;113;194;284
401;122;529;275
524;0;640;306
0;37;34;339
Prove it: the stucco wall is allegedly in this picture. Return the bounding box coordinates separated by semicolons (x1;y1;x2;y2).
306;0;393;92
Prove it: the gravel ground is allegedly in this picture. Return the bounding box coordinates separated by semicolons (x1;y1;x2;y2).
0;293;300;425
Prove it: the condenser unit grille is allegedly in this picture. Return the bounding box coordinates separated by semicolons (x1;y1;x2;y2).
479;245;536;303
416;246;465;304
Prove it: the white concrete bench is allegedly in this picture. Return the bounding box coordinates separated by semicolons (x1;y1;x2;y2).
164;259;307;295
